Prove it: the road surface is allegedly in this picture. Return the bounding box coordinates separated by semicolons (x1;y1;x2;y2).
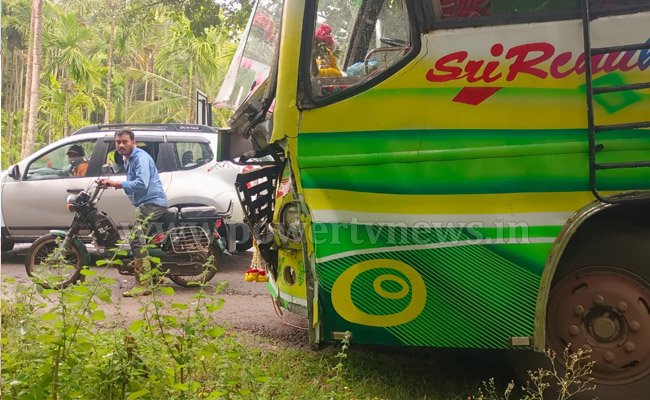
1;244;310;347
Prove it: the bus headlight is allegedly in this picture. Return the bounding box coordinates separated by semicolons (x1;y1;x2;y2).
279;202;301;240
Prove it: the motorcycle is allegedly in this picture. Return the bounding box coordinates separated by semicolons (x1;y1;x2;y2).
25;165;232;289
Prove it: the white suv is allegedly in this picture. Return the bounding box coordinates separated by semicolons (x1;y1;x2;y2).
1;124;251;252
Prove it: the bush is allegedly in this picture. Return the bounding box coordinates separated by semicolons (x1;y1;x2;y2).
1;254;265;400
474;347;597;400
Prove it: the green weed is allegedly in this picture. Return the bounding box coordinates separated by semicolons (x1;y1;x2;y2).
474;347;597;400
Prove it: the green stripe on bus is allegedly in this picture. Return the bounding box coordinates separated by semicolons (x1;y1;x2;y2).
300;151;650;194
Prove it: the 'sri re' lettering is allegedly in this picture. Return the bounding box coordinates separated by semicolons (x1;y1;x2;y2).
426;39;650;84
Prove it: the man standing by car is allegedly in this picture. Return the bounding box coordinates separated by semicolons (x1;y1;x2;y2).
97;128;168;297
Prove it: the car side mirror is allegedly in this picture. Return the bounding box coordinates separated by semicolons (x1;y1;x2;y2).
7;165;20;180
100;163;119;175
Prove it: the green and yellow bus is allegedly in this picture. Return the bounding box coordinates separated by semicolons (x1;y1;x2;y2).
216;0;650;397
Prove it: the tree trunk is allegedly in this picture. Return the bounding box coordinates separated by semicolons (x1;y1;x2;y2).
6;112;14;148
4;52;15;114
64;87;70;137
15;51;24;114
104;7;116;124
124;79;129;121
187;59;194;123
5;53;18;145
48;109;53;144
143;51;149;102
10;52;16;113
21;6;36;155
149;48;155;101
24;0;43;159
194;66;200;123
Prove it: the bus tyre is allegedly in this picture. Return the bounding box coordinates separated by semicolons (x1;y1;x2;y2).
25;234;84;289
544;227;650;399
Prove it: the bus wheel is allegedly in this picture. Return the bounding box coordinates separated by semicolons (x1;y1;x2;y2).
546;229;650;399
548;267;650;392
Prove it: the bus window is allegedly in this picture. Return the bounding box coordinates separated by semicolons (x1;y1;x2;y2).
432;0;650;20
432;0;576;18
214;0;282;111
434;0;491;18
309;0;411;99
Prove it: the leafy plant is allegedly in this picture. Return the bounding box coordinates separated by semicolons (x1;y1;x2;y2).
474;346;597;400
1;224;244;399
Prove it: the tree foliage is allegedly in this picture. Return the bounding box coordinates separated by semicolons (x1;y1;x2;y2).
1;0;252;168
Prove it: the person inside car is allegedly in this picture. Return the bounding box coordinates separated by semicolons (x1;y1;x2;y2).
96;129;168;297
67;145;89;177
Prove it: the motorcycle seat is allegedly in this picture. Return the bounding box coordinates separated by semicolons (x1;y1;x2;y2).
146;207;178;235
160;207;179;224
179;206;219;220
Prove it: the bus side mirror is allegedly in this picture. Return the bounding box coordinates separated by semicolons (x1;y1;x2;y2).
7;165;20;180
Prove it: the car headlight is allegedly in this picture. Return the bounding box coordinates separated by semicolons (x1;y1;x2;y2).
279;202;301;240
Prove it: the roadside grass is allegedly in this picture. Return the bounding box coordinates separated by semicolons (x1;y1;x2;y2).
2;252;596;400
234;333;504;399
1;266;509;400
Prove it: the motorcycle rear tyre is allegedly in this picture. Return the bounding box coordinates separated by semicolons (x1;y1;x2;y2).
25;234;84;289
168;244;219;287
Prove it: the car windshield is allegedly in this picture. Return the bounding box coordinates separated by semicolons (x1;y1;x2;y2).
214;0;283;110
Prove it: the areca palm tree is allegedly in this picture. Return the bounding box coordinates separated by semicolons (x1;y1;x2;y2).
24;0;45;158
128;18;237;124
39;74;93;143
154;15;200;123
125;68;187;122
1;0;31;158
43;12;100;135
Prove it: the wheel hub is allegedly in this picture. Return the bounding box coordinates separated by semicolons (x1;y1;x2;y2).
548;269;650;385
591;315;617;341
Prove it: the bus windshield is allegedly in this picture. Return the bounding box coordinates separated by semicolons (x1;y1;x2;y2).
215;0;283;110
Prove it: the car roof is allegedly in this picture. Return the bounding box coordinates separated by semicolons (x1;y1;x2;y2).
72;123;220;136
17;124;225;167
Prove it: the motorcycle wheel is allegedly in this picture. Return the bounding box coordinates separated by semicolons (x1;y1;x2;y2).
25;234;84;289
168;245;219;287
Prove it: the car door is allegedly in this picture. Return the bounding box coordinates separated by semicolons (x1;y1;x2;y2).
1;138;100;240
94;134;173;234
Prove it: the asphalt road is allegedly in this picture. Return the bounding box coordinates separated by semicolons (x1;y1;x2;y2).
1;243;310;347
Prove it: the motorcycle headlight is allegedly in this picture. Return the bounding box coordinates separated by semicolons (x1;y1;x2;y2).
66;194;79;212
65;191;89;212
279;202;301;240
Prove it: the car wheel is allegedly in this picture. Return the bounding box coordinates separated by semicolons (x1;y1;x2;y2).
1;236;15;252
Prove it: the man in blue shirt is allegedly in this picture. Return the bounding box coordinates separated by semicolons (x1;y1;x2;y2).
97;129;168;296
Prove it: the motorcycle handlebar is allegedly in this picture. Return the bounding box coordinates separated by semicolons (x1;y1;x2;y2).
89;163;118;203
90;183;105;203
